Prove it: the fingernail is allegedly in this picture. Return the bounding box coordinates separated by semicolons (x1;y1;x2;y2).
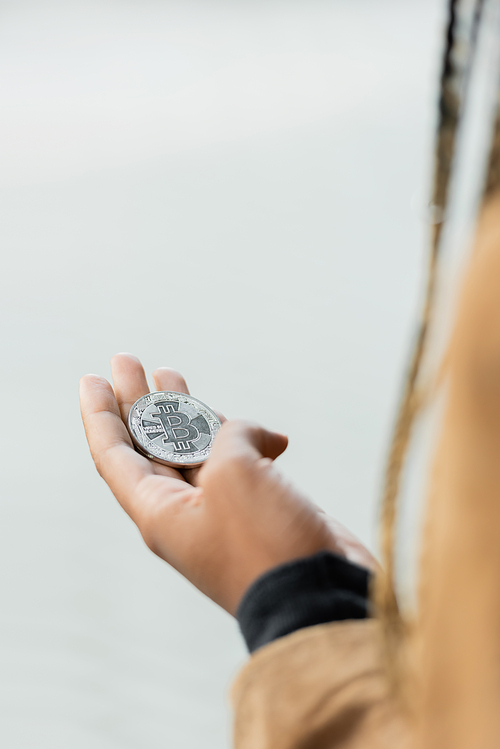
112;352;140;361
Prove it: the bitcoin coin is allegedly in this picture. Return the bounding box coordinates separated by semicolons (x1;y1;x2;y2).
128;391;221;468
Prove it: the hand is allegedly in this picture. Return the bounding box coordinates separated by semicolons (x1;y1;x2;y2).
79;353;377;614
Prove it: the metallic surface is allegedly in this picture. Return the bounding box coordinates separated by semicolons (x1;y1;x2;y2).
128;391;221;468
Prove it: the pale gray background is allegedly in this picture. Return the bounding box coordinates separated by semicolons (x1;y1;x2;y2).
0;1;444;747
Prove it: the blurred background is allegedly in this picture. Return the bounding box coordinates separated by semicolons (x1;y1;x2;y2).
0;1;444;747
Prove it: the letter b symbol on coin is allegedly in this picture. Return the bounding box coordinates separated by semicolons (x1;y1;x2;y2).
152;403;200;452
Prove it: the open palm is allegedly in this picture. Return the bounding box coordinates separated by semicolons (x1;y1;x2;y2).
79;353;376;614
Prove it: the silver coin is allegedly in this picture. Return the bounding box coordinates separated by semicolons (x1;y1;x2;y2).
128;391;221;468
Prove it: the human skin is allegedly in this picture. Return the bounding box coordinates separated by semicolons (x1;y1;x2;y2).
79;352;377;615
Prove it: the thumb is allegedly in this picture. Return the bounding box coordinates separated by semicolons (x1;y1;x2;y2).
209;419;288;468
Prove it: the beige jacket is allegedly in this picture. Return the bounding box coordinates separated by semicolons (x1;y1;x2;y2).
230;195;500;749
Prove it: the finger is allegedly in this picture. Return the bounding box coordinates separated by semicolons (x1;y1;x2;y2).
199;420;290;507
151;368;226;426
109;357;188;484
152;367;225;485
209;419;288;468
111;353;150;423
79;374;155;520
152;367;190;394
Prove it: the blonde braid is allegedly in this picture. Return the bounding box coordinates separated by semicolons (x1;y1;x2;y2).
374;0;486;694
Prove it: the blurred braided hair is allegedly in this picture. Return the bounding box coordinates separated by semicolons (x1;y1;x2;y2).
373;0;486;694
484;90;500;199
